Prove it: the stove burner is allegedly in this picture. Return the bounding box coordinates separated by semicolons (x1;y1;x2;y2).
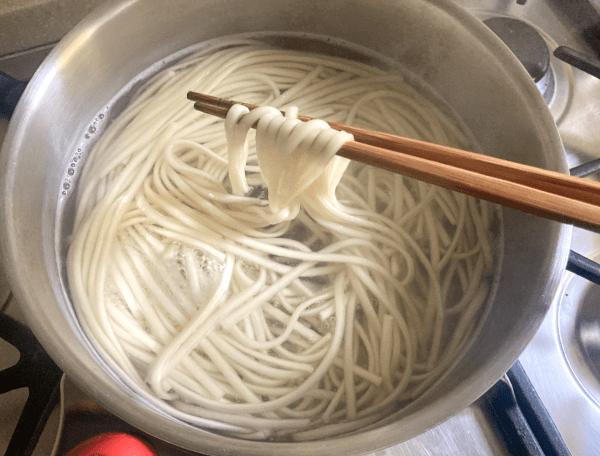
558;252;600;408
484;17;550;83
483;17;555;104
578;314;600;384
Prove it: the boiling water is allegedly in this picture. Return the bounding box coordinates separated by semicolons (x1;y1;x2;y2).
54;32;504;438
56;30;494;282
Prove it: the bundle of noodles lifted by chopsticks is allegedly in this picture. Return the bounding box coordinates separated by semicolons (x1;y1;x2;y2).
67;39;499;441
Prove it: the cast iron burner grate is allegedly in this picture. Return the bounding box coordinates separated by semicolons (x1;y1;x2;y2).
0;299;62;456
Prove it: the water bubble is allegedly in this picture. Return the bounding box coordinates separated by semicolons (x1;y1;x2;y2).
98;113;105;119
85;134;90;139
63;182;70;190
88;126;96;134
67;168;75;176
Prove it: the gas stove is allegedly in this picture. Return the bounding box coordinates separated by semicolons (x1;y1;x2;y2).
1;1;600;455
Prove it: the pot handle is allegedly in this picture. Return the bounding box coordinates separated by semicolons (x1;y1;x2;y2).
0;71;27;118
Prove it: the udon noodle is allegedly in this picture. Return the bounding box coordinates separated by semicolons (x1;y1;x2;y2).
67;38;498;440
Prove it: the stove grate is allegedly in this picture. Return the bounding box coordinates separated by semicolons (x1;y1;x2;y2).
0;305;62;456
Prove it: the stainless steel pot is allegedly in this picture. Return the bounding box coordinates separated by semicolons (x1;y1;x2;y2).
0;0;570;454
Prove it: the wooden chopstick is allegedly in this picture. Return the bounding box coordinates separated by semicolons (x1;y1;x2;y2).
187;91;600;232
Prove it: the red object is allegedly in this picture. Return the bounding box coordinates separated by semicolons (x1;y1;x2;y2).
65;432;158;456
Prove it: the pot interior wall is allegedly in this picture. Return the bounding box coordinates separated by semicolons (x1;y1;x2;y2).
0;0;569;454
